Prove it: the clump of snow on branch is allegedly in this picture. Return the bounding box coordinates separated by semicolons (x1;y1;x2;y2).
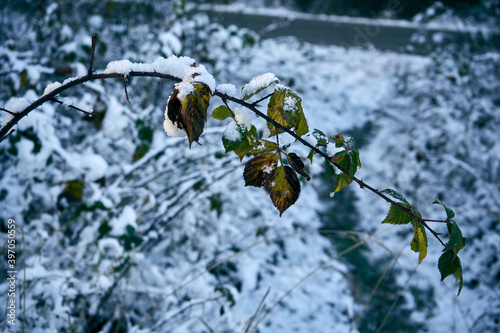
9;97;30;113
102;55;215;92
43;81;62;96
216;83;238;97
241;72;279;98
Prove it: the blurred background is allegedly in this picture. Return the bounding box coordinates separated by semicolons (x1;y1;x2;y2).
0;0;499;332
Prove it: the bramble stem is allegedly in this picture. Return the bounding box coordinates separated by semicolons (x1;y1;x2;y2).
0;67;448;247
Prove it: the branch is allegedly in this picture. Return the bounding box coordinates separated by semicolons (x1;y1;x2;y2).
0;107;16;116
50;97;93;115
217;92;447;247
0;65;447;247
0;71;181;140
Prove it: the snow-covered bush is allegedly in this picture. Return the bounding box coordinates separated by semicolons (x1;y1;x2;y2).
1;1;498;332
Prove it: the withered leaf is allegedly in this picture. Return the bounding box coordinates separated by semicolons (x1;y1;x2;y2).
286;152;310;181
269;165;300;216
243;152;279;187
167;84;212;147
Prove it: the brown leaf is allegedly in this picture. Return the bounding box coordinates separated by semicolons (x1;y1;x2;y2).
269;165;300;216
243;152;279;187
286;152;310;181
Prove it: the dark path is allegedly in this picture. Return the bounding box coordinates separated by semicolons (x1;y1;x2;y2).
198;7;500;54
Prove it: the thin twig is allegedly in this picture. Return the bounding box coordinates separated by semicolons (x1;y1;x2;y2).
0;129;15;144
252;238;369;331
222;98;236;119
50;97;93;115
88;33;98;75
121;75;131;104
244;287;270;333
421;219;449;223
0;107;16;115
375;267;418;333
251;92;274;106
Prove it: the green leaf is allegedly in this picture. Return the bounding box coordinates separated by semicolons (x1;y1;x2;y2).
445;221;466;254
167;83;212;147
242;73;279;101
382;203;413;225
243;152;279;187
324;158;336;179
332;133;345;148
351;148;362;169
267;86;308;137
307;149;315;164
433;199;455;220
410;221;428;263
286;152;310;181
214;284;236;307
456;261;464;296
330;151;345;165
210;105;233;121
133;142;150;162
222;124;259;161
331;151;357;192
438;249;464;295
269;165;300;216
381;189;410;205
58;180;84;203
312;129;328;146
333;173;352;193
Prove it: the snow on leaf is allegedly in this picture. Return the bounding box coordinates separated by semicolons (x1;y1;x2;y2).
268;165;300;216
241;72;279;101
381;188;410;205
222;124;259;161
164;83;211;147
312;129;328;146
247;139;278;156
267;86;308;137
243;152;279;188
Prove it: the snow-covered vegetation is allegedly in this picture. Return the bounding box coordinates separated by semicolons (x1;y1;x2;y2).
0;1;499;332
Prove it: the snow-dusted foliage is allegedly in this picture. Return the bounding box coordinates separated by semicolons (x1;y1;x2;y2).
0;1;499;333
